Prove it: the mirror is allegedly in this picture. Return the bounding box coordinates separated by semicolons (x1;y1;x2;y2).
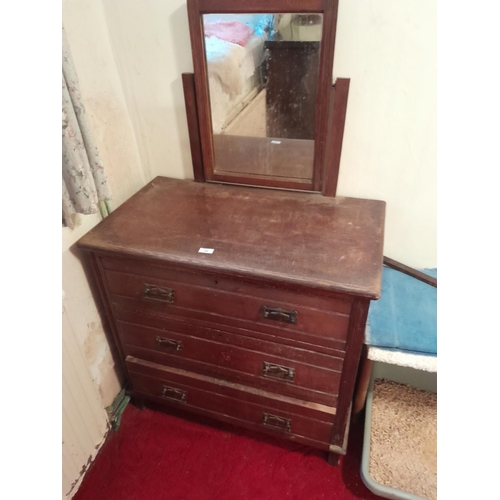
202;13;323;182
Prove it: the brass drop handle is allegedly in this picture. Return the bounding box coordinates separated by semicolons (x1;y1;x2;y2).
143;284;175;304
155;336;183;351
261;306;298;324
262;362;295;382
161;385;187;403
262;412;291;432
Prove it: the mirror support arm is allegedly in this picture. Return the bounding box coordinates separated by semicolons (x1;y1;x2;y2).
182;72;205;183
322;77;350;197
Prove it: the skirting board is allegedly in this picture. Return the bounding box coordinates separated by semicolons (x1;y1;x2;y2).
66;426;112;499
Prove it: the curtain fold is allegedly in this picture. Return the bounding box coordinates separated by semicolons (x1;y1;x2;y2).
62;26;111;229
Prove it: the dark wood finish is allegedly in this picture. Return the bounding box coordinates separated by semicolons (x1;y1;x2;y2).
131;394;146;410
114;308;346;359
383;256;437;288
145;393;331;451
124;349;337;408
104;270;351;340
322;78;350;197
127;356;335;448
112;295;348;354
330;298;369;450
113;306;348;358
117;321;342;406
187;0;214;180
87;253;132;388
77;176;385;465
182;73;205;183
119;319;343;376
78;178;385;299
100;256;352;314
322;83;336;195
213;134;314;180
265;41;320;140
353;344;373;415
209;173;313;191
187;0;340;192
328;451;341;466
127;357;336;420
311;0;338;191
198;0;325;13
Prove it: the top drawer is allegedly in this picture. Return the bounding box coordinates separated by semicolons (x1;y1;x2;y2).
100;257;352;343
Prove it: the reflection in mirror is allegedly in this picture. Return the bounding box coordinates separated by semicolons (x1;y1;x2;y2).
203;13;323;181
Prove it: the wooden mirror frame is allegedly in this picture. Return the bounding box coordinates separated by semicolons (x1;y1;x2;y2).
185;0;347;195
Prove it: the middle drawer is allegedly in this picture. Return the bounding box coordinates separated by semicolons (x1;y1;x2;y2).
116;314;343;407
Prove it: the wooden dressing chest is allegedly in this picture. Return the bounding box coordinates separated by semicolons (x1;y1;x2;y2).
78;177;385;464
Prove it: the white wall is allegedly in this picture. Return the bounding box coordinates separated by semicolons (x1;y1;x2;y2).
334;0;436;268
62;299;110;499
101;0;195;182
63;0;147;207
62;0;145;413
62;0;151;496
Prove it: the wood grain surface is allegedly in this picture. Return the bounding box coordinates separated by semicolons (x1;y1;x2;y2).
77;177;385;299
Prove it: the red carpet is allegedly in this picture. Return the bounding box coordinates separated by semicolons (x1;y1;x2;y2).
74;404;379;500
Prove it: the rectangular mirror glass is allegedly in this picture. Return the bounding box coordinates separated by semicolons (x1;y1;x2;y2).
202;13;323;181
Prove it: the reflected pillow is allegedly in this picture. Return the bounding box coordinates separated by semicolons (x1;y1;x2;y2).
204;20;254;47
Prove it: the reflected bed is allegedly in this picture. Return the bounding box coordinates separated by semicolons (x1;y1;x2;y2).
204;20;268;133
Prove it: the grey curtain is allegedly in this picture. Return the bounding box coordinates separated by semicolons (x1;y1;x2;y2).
62;27;111;229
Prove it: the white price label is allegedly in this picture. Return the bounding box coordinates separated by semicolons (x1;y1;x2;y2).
198;248;214;254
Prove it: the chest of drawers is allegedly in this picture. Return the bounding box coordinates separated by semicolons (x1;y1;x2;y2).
77;177;385;464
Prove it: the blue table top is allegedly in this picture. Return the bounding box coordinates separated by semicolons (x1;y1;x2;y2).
366;267;437;356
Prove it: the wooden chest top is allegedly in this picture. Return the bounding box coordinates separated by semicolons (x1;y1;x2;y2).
78;177;385;299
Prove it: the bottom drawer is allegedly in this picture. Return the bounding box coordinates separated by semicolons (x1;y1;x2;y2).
126;356;335;450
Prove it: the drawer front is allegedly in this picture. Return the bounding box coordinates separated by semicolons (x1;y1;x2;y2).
101;256;352;314
104;269;351;342
118;320;342;406
126;357;335;448
113;303;347;356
